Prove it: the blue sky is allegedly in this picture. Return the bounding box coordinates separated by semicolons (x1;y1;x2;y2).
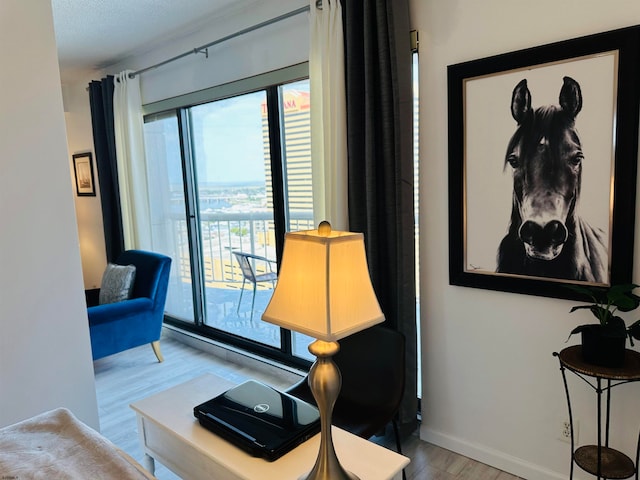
192;91;267;185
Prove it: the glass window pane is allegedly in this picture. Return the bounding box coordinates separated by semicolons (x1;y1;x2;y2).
279;80;315;361
143;113;195;322
190;91;280;347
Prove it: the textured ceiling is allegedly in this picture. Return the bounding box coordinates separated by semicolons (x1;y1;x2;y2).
52;0;243;75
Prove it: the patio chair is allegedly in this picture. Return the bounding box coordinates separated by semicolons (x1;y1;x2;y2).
232;251;277;321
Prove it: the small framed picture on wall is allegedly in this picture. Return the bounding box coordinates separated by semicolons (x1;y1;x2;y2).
72;152;96;196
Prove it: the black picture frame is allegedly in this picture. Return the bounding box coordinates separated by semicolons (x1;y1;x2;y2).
448;26;640;301
73;152;96;197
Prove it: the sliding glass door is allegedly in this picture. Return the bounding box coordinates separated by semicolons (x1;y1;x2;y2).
143;111;195;323
189;91;280;346
143;69;314;366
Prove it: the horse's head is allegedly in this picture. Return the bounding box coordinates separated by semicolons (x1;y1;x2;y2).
505;76;584;261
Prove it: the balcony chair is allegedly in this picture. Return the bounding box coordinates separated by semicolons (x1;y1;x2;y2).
87;250;172;362
232;250;277;321
286;325;407;479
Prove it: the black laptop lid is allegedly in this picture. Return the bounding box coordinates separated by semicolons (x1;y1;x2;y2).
194;380;320;461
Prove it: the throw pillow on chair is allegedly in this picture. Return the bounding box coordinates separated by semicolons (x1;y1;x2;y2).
98;263;136;305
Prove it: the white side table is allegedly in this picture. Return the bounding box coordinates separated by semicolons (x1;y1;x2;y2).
131;373;409;480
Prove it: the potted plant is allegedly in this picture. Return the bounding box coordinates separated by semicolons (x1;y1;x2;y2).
567;284;640;367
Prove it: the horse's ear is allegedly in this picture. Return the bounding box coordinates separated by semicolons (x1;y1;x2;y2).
559;76;582;119
511;79;531;124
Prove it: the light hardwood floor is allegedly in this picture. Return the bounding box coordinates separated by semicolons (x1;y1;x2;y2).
94;334;522;480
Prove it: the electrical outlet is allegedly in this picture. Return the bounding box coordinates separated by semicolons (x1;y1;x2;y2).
560;420;578;443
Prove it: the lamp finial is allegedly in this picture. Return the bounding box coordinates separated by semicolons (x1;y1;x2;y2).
318;221;332;237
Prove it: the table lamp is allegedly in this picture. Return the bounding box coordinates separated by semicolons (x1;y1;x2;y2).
262;221;384;480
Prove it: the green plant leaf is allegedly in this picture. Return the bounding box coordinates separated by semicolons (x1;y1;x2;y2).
607;284;640;311
608;283;639;294
566;284;599;303
589;305;612;325
569;304;610;325
569;305;593;313
566;323;592;343
628;319;640;341
567;284;640;335
569;324;592;335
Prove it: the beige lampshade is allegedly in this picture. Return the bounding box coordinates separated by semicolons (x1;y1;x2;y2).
261;222;384;341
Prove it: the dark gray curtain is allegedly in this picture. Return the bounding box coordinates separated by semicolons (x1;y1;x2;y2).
342;0;417;435
88;76;125;262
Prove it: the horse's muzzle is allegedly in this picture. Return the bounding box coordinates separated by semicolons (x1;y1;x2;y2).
518;219;568;260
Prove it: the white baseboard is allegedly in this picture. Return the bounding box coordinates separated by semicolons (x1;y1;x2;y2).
420;425;568;480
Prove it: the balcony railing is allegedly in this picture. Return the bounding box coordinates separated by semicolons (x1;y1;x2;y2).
162;209;315;357
173;210;315;287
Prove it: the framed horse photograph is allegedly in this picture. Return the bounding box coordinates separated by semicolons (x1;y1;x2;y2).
448;25;640;301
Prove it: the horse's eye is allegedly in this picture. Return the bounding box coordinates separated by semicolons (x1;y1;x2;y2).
507;154;520;168
569;152;584;166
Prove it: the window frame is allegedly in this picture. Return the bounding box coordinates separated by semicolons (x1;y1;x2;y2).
143;64;312;370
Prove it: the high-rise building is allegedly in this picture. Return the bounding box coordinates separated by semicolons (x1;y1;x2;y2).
262;89;313;230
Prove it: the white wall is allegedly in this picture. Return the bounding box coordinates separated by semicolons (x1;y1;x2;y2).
413;1;640;479
0;0;99;429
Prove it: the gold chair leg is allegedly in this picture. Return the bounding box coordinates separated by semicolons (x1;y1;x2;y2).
151;341;164;362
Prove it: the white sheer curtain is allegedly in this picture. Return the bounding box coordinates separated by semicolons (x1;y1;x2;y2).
113;71;152;250
310;0;348;230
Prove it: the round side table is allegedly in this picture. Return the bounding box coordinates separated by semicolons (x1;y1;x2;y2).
553;346;640;480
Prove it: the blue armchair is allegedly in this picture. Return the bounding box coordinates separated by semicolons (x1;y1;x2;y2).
88;250;172;362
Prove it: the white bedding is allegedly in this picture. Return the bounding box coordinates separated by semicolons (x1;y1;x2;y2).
0;407;155;480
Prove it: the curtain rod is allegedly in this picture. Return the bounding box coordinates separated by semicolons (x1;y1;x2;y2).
128;5;312;79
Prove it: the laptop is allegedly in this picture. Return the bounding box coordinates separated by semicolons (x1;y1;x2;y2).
193;380;321;461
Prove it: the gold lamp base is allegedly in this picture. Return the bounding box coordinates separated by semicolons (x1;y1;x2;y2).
300;339;359;480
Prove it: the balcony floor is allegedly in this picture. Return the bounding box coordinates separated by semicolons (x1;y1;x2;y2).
166;283;313;359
